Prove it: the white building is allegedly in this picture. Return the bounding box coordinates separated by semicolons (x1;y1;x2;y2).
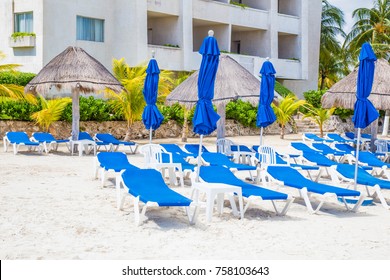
0;0;322;97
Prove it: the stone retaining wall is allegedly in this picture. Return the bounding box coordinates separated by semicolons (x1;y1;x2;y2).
0;119;292;140
0;116;381;140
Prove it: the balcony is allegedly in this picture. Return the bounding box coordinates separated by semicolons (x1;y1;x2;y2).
9;35;36;48
278;14;300;35
147;45;183;70
147;0;180;16
193;0;268;29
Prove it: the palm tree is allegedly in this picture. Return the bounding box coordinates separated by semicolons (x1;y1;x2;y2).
272;94;306;139
106;58;173;140
303;106;335;138
31;96;72;132
319;0;346;89
344;0;390;60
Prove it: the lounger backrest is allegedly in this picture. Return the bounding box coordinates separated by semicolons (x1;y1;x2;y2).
358;151;383;165
312;143;332;153
32;132;56;142
291;142;314;153
78;132;94;141
201;152;230;165
199;165;244;187
302;151;336;166
345;132;355;139
97;151;129;166
6;131;30;143
122;169;192;206
184;144;209;154
335;143;354;153
95;133;120;144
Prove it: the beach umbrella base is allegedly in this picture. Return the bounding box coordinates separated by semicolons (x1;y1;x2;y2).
338;196;374;206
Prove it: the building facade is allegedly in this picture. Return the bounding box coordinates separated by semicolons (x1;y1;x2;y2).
0;0;322;97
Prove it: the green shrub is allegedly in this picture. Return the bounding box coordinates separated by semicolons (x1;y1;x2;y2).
226;100;257;127
275;81;294;98
61;96;123;122
303;89;327;108
0;71;36;86
0;100;41;121
333;108;353;120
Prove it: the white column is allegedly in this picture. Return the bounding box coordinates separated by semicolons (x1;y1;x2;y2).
269;0;279;59
180;0;193;70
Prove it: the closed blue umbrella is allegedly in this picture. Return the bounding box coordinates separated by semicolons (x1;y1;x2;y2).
257;59;277;146
142;54;164;143
353;42;378;190
193;30;220;180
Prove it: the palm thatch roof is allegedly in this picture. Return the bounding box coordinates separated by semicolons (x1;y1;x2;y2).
321;58;390;110
166;54;270;108
25;46;123;96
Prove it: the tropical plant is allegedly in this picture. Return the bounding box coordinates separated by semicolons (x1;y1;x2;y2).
319;0;346;89
106;58;174;140
344;0;390;60
0;51;24;102
302;106;336;137
31;96;72;132
271;94;306;139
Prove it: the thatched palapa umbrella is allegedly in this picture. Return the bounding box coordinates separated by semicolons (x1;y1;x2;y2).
321;58;390;110
167;54;274;139
25;46;123;140
321;58;390;145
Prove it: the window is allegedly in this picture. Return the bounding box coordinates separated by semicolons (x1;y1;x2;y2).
76;16;104;42
14;12;33;33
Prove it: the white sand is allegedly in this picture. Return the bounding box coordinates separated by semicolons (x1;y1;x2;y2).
1;134;390;260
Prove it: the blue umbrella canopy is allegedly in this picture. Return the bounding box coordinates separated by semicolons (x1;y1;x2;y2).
352;42;379;128
192;31;221;135
257;60;277;128
142;58;164;130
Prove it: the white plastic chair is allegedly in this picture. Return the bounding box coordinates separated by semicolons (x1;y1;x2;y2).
139;144;184;186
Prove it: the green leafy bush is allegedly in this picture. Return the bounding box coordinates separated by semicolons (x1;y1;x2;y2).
61;96;123;122
274;81;294;98
303;89;326;108
226;100;257;127
0;100;40;121
334;108;353;120
0;71;36;86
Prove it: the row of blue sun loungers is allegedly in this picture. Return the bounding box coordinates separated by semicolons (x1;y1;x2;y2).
93;137;390;225
3;131;138;155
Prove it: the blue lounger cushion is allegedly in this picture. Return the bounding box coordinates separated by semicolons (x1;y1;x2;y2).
336;164;390;190
199;166;288;200
95;133;136;146
202;152;257;171
122;169;192;207
97;152;139;172
160;144;195;158
6;131;40;146
267;165;361;197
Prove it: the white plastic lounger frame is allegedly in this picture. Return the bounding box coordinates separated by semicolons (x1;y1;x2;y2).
264;165;365;214
328;166;390;210
3;135;43;155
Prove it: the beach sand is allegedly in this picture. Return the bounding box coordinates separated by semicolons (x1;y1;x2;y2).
1;134;390;260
